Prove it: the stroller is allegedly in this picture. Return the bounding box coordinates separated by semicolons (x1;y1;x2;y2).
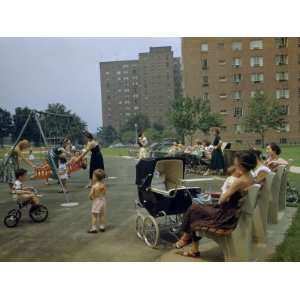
135;157;201;248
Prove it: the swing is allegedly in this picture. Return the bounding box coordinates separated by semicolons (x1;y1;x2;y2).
31;158;87;180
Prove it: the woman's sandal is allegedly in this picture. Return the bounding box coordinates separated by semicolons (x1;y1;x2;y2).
176;250;201;259
175;237;191;249
88;229;98;234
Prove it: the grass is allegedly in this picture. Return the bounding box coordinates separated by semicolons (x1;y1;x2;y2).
269;173;300;261
280;145;300;166
101;147;130;157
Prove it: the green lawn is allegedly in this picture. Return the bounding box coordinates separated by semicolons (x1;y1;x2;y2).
280;145;300;167
102;147;130;157
269;173;300;261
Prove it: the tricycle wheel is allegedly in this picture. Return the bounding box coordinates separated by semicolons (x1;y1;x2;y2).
29;205;48;223
143;215;159;248
4;213;19;228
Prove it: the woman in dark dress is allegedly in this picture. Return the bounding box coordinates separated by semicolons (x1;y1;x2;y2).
175;151;256;257
210;128;225;174
76;131;105;187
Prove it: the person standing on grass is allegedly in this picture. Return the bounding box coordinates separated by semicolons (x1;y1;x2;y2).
75;131;105;188
209;128;225;175
1;139;36;193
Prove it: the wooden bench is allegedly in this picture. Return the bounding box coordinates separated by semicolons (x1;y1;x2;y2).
194;184;261;262
252;172;275;244
278;166;289;211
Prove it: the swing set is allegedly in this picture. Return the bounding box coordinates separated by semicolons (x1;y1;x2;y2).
4;109;83;207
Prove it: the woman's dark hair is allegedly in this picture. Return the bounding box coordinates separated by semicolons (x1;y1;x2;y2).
93;169;106;181
268;142;281;155
250;149;263;161
235;151;257;171
83;131;94;140
203;139;210;147
62;137;71;145
214;128;220;135
15;168;27;179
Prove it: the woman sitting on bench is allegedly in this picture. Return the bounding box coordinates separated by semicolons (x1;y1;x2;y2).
175;151;256;258
265;143;288;172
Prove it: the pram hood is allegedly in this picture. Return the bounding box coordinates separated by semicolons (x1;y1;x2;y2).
135;157;185;190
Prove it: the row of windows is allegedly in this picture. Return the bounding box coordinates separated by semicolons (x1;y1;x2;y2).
200;38;300;52
202;73;297;85
201;54;292;69
203;88;300;100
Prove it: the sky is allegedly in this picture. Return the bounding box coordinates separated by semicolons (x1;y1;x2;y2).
0;37;181;132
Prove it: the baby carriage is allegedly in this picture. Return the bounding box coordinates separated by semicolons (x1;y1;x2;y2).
135;157;201;248
3;188;49;228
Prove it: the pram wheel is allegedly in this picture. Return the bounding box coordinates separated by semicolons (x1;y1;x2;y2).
29;205;48;223
8;209;22;220
135;214;144;240
4;213;19;228
143;215;159;248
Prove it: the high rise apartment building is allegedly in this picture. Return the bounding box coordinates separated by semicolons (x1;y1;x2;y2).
100;46;180;130
182;37;300;145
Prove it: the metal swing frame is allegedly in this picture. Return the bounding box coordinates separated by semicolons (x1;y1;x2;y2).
3;109;78;207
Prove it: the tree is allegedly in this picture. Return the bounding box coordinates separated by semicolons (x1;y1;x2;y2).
12;107;41;145
242;93;285;147
120;130;136;144
0;108;13;147
43;103;86;144
121;113;150;134
193;97;223;135
169;96;223;144
169;96;195;143
97;126;119;146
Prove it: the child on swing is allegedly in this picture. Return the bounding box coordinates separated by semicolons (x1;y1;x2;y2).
88;169;107;233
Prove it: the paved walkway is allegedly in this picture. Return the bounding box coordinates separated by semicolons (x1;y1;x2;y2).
290;166;300;174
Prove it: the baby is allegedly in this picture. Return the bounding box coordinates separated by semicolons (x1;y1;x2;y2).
221;166;242;195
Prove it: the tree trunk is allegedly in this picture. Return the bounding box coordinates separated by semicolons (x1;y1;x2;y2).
261;131;265;148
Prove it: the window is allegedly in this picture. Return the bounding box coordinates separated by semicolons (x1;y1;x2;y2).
116;71;121;75
298;37;300;47
280;105;289;115
217;42;225;49
232;58;241;68
276;89;289;99
234;107;243;118
250;56;263;67
122;64;128;68
232;91;241;100
275;55;288;65
218;59;226;65
220;109;228;115
251;73;264;83
105;71;110;75
275;38;288;48
280;138;287;144
235;124;243;134
202;76;209;86
255;139;262;146
251;90;264;97
201;59;208;70
232;74;242;83
298;88;300;97
232;41;242;51
219;76;227;82
298;54;300;64
219;93;227;99
202;93;209;100
276;72;289;81
201;43;208;52
250;40;263;50
280;121;290;133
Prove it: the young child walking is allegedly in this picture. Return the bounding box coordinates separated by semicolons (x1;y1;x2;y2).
58;156;69;193
88;169;107;233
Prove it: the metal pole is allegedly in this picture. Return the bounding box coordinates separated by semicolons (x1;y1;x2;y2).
2;110;33;170
34;111;78;207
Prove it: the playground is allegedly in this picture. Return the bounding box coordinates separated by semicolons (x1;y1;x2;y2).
0;150;299;261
